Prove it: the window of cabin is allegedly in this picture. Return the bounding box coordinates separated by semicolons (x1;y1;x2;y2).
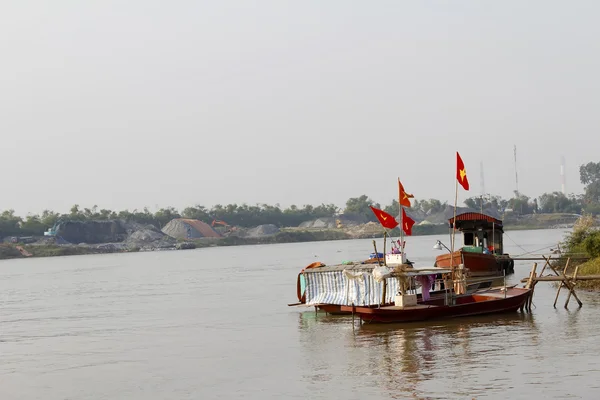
463;232;474;246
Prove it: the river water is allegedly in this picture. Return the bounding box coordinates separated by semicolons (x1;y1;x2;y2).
2;229;599;399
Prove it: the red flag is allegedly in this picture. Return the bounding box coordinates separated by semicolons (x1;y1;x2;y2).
369;206;399;230
456;152;470;191
401;208;416;236
398;179;413;208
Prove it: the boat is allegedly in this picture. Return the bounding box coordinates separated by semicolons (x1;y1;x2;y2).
291;248;503;315
340;286;531;324
433;211;514;277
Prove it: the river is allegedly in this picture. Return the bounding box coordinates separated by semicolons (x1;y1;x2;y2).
1;228;599;399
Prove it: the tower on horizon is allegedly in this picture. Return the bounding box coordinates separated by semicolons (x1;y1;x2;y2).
561;156;566;194
513;145;519;195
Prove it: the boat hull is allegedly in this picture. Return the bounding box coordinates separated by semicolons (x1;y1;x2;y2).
340;287;530;324
295;277;503;315
435;250;510;276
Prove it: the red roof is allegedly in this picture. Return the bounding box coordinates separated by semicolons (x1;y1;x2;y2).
180;219;222;238
449;212;502;226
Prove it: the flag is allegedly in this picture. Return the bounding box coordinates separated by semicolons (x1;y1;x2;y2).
369;206;399;229
456;151;470;190
402;208;416;236
398;178;414;208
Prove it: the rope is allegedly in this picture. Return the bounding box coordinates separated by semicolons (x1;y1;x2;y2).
503;231;558;257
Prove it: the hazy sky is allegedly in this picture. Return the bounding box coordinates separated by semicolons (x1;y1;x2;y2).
2;1;600;215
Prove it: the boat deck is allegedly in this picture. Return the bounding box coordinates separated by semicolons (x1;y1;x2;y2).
379;304;435;310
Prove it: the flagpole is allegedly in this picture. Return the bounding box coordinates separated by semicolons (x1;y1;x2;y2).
398;177;405;263
450;178;459;273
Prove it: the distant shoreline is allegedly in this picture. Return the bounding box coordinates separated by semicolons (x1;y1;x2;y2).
0;222;572;261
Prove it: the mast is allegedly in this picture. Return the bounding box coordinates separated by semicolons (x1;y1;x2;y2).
480;161;485;213
398;177;405;262
450;179;459;271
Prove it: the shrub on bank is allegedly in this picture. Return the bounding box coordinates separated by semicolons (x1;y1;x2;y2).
559;215;600;290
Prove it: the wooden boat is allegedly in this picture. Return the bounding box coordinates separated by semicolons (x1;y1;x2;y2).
340;287;531;324
434;211;514;276
291;257;504;315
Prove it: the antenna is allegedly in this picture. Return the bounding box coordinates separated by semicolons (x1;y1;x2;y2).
513;145;519;195
561;156;566;194
480;161;485;197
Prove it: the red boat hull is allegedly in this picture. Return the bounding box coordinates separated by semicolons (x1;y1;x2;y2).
307;279;503;315
340;287;530;324
435;250;504;277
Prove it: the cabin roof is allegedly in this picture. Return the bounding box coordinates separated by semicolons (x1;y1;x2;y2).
449;212;503;229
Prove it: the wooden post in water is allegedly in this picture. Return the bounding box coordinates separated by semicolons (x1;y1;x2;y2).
553;258;570;308
525;263;537;289
553;258;583;308
565;265;580;308
524;263;537;312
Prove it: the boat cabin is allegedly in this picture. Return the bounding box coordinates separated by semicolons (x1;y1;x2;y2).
449;212;504;256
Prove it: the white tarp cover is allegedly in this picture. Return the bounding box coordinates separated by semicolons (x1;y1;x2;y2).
304;269;400;306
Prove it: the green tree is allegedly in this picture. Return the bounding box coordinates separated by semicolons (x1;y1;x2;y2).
580;161;600;209
413;198;446;215
538;192;582;214
344;195;380;222
464;195;507;212
154;207;180;227
40;210;61;227
181;205;211;222
383;199;400;217
507;192;533;215
0;210;23;238
20;215;47;236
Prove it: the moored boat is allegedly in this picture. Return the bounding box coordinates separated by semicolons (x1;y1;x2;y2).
291;253;502;315
434;211;514;276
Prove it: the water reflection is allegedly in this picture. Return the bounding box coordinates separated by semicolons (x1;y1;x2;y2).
297;310;540;399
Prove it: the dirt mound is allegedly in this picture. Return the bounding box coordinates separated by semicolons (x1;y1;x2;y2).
299;217;337;228
55;220;126;244
245;224;280;238
125;228;175;250
344;222;381;238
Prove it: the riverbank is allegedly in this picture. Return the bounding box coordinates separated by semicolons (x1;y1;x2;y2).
0;223;571;261
549;215;600;290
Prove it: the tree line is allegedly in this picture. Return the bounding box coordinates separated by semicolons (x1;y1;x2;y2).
2;161;600;238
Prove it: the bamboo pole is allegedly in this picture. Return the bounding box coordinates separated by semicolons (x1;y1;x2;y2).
525;263;537;289
525;263;537;311
552;259;570;308
554;260;582;308
565;265;579;308
538;257;551;277
512;257;589;261
521;274;600;282
553;280;564;308
372;240;382;267
383;231;387;266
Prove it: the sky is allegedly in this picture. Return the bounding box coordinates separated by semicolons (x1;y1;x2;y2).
2;1;600;216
